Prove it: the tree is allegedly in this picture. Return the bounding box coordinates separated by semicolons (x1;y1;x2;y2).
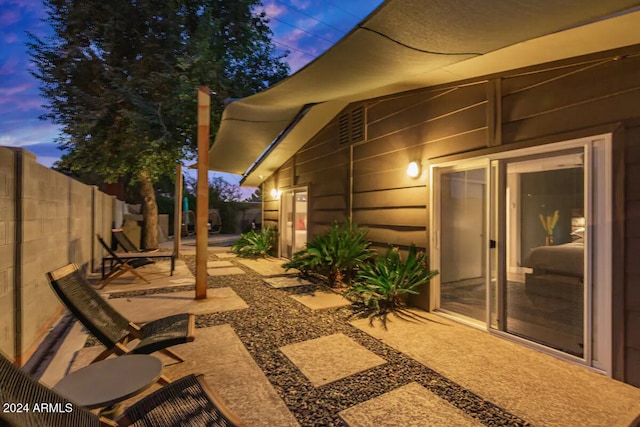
245;187;262;202
28;0;289;249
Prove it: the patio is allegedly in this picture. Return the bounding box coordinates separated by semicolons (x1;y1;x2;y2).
40;240;640;427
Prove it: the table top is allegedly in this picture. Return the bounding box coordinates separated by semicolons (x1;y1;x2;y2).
53;355;162;409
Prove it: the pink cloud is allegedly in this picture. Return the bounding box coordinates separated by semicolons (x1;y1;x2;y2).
0;122;60;148
0;56;21;75
0;10;20;26
290;0;311;9
261;1;286;18
4;33;19;44
0;82;32;98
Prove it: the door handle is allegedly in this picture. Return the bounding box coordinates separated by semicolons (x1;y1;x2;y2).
490;240;496;249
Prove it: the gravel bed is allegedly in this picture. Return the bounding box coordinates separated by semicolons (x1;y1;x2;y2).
96;254;531;426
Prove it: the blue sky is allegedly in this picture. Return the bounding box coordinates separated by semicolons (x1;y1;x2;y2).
0;0;384;191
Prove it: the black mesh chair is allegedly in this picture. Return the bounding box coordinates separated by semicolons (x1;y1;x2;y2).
46;264;194;367
116;374;243;427
0;353;114;427
0;354;243;427
110;229;175;276
97;234;153;289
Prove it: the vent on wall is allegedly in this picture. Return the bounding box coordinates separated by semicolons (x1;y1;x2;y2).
337;105;365;145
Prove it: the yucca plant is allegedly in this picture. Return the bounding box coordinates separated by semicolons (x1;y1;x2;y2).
283;220;375;287
347;244;439;312
231;227;278;258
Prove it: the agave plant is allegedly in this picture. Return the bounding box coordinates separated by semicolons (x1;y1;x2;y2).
348;244;439;312
283;220;375;287
231;227;278;258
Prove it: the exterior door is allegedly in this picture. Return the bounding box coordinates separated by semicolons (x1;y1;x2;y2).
280;188;308;258
432;136;611;374
434;163;488;324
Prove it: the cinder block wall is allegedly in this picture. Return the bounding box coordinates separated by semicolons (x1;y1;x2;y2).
0;147;16;359
0;147;115;363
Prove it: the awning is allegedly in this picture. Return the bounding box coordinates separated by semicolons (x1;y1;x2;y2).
209;0;640;186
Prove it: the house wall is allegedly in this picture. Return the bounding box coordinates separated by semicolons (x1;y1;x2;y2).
0;147;115;364
263;45;640;385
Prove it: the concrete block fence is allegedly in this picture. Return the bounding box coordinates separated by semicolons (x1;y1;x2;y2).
0;147;116;364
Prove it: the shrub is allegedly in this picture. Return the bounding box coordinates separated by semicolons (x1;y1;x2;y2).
347;244;438;312
283;220;375;287
231;227;278;257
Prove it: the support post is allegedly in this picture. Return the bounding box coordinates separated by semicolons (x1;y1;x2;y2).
173;164;182;258
196;87;210;299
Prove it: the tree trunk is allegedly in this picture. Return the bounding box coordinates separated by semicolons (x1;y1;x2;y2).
139;170;158;250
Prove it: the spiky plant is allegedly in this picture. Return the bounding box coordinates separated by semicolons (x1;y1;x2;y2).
282;220;375;287
231;227;278;258
347;244;439;312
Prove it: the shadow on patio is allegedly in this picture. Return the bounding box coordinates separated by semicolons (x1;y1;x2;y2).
38;244;640;427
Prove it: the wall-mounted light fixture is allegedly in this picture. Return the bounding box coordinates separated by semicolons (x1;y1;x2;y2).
270;188;282;199
406;161;420;178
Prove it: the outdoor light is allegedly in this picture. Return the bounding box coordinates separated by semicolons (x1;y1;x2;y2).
270;188;282;199
407;161;420;178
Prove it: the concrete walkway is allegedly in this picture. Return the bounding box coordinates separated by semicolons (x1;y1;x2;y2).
42;242;640;427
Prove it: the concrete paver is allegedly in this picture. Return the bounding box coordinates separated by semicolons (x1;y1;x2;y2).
215;252;236;259
207;267;246;276
351;310;640;427
108;288;248;323
264;276;314;288
280;334;386;387
71;325;299;427
339;382;484;427
237;258;294;276
207;260;234;268
290;291;352;310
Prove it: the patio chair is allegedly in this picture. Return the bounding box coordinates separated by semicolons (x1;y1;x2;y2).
97;234;153;289
0;353;243;427
46;263;194;366
0;351;115;427
115;374;244;427
110;229;176;276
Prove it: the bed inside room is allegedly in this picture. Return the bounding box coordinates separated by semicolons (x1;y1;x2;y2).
505;153;585;357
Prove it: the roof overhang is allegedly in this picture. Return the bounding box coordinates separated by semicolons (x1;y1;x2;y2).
208;0;640;187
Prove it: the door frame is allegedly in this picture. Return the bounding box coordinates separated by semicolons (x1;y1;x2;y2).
429;134;612;375
278;186;309;259
430;158;490;327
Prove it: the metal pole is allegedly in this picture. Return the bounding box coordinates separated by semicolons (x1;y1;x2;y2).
173;164;182;258
196;87;210;299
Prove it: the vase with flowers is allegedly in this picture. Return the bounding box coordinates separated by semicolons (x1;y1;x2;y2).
539;210;559;245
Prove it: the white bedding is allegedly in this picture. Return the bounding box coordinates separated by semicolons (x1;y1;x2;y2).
522;242;584;277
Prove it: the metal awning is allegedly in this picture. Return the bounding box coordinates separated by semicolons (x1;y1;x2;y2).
209;0;640;186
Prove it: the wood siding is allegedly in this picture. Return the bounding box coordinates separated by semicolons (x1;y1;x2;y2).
262;45;640;386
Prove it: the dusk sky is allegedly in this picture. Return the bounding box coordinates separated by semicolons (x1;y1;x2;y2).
0;0;384;188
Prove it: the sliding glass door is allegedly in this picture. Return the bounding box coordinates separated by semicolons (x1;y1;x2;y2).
435;164;488;324
433;136;611;373
500;150;586;357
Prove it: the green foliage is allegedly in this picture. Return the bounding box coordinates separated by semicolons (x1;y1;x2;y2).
28;0;289;245
283;221;375;287
347;244;439;312
231;227;278;258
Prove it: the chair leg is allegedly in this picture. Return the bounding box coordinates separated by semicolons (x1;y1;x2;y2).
95;268;127;289
122;264;151;284
91;342;129;363
159;348;185;363
158;374;172;385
